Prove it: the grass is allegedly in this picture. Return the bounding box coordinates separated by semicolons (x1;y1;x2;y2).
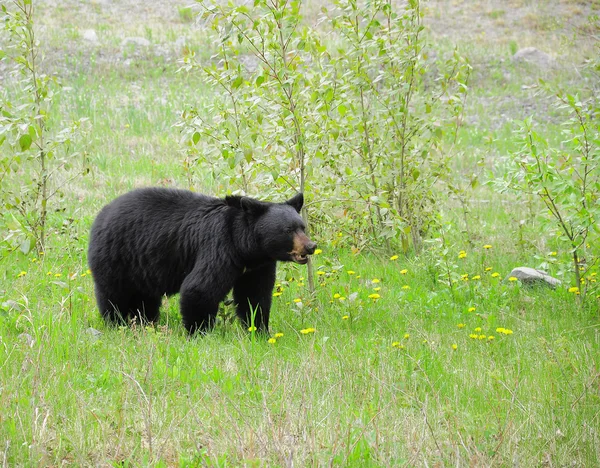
1;0;599;466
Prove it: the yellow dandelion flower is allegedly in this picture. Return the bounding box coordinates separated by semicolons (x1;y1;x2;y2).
483;244;492;249
338;296;346;301
372;278;381;284
400;269;408;275
488;336;495;341
342;315;349;320
404;333;410;339
390;255;399;261
368;293;381;300
485;267;492;271
47;271;52;276
273;292;282;297
496;327;505;333
549;251;557;256
333;293;341;299
504;329;513;335
457;323;466;329
274;333;284;338
314;249;323;255
54;273;62;278
392;342;404;349
293;298;302;303
472;275;481;280
452;343;458;350
300;327;316;334
347;270;356;275
30;258;37;263
317;271;326;276
17;271;27;278
461;274;469;280
458;251;467;259
478;334;486;340
491;272;500;278
337;232;343;237
268;338;277;344
568;286;579;293
469;334;478;339
86;269;91;275
401;285;410;290
474;327;482;332
248;326;257;332
508;276;518;282
468;307;476;312
373;287;381;292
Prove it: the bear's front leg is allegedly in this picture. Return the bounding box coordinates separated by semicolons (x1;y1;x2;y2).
233;262;276;333
180;272;229;335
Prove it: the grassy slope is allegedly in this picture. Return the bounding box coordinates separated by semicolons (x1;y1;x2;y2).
1;0;599;466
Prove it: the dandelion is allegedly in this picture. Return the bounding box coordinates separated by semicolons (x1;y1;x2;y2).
504;329;513;335
317;271;326;276
273;292;283;297
274;333;284;338
80;272;87;277
17;271;27;278
368;293;381;300
371;278;381;284
474;327;482;332
461;274;469;281
333;293;341;299
268;338;277;344
468;307;476;312
483;244;492;249
469;334;478;339
337;232;343;237
452;344;458;350
338;296;346;301
404;333;410;339
568;286;579;294
478;334;486;340
54;273;62;278
30;258;37;263
457;323;466;329
488;336;495;341
47;271;52;276
401;285;410;291
347;270;356;275
392;341;404;349
485;267;492;272
300;327;316;334
549;251;557;256
342;315;349;320
458;250;467;259
491;272;500;278
314;249;323;255
508;276;518;282
472;275;481;280
400;269;408;275
373;287;381;292
390;255;399;261
248;326;257;332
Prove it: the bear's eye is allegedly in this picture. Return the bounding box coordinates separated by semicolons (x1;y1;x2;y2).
285;227;295;234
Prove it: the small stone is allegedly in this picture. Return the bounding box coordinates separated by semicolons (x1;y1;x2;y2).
18;333;35;347
82;29;98;44
121;37;151;48
509;267;561;288
85;327;103;340
512;47;555;69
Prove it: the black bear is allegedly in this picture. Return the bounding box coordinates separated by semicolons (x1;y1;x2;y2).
87;188;316;334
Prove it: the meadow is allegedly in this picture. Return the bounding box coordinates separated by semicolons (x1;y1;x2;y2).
1;0;599;466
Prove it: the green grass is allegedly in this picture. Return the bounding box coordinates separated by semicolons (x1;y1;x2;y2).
1;0;599;466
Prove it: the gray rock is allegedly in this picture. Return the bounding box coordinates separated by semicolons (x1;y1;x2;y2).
82;29;99;44
512;47;555;68
18;333;35;347
122;37;151;48
85;327;103;340
509;267;561;288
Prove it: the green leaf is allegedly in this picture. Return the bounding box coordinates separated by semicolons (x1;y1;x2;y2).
255;75;265;86
232;75;243;89
19;134;32;151
192;132;201;145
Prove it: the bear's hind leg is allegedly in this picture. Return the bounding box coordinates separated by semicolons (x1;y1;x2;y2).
95;287;130;326
128;294;162;325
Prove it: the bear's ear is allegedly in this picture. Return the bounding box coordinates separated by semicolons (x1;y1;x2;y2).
239;196;268;216
286;192;304;213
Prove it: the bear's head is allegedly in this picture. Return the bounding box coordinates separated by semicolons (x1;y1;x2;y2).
227;193;317;264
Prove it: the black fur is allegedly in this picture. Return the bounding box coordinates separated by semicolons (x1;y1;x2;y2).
87;188;316;334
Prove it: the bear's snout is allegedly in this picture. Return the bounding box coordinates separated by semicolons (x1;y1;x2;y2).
289;232;317;264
